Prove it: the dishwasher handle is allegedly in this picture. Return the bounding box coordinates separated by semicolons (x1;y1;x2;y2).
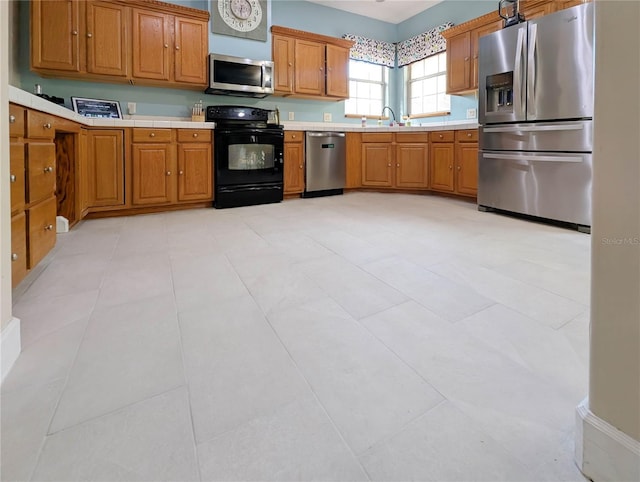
306;132;346;138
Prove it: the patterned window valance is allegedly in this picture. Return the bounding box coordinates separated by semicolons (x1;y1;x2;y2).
397;22;454;67
342;34;396;68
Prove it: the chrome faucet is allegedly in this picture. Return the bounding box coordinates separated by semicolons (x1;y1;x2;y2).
381;106;397;125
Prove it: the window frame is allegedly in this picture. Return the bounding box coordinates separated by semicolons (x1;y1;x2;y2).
344;59;389;118
406;52;451;118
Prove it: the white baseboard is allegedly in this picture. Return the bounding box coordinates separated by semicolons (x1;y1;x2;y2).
1;316;21;383
576;398;640;482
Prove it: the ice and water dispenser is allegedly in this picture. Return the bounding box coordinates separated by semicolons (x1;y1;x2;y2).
484;71;514;115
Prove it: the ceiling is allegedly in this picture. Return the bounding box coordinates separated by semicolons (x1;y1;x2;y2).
304;0;445;25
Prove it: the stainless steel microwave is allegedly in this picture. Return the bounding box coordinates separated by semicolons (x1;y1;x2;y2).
205;53;274;98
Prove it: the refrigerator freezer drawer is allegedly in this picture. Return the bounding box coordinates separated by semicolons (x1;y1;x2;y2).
480;120;592;152
478;150;592;226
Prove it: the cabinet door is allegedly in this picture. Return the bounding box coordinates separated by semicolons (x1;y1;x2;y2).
11;212;28;288
87;130;125;207
430;143;455;192
31;0;80;72
295;39;325;96
456;143;479;196
9;104;26;138
272;35;295;94
556;0;589;9
446;32;471;94
470;19;503;90
345;132;362;188
132;144;175;205
522;1;556;19
86;1;128;77
362;144;393;187
284;142;305;194
10;143;26;215
26;142;56;204
132;8;170;81
326;44;350;98
396;143;428;188
174;16;208;85
28;196;57;268
177;143;213;201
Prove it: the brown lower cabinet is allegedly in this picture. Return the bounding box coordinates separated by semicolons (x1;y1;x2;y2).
429;130;478;197
86;129;125;208
177;141;212;202
284;131;305;195
11;213;28;288
28;196;58;268
132;142;175;205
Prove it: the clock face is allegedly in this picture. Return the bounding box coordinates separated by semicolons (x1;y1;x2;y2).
218;0;262;32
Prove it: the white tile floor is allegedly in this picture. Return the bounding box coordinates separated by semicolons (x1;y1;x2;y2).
2;192;591;482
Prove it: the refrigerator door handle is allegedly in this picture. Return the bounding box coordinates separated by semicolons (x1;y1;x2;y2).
482;153;583;163
514;27;526;119
527;24;538;119
483;123;585;133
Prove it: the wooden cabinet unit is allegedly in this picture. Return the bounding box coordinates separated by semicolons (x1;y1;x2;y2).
132;129;175;205
11;213;28;289
271;26;353;100
429;132;455;192
362;143;394;187
455;130;479;197
176;129;212;202
86;129;125;207
31;0;209;90
284;131;305;195
28;196;58;268
10;143;26;215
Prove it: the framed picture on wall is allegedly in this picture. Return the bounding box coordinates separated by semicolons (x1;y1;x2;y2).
211;0;268;42
71;97;122;119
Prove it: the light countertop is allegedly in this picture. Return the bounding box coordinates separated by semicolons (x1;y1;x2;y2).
9;86;479;132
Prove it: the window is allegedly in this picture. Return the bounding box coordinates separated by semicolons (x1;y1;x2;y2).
407;52;450;117
345;60;388;117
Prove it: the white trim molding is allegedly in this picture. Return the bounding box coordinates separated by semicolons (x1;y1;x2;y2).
576;398;640;482
1;317;21;383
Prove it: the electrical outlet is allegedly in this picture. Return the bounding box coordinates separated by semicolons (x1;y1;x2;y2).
323;112;332;122
288;111;295;121
466;108;477;119
128;102;136;115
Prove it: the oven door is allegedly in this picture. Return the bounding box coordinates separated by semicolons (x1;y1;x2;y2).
214;128;284;186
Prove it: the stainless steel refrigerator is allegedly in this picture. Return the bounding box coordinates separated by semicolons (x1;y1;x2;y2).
478;2;594;231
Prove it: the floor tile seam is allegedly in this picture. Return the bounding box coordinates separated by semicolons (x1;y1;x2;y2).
170;277;204;482
0;375;68;398
245;300;373;481
45;382;188;438
555;310;590;332
16;307;96;351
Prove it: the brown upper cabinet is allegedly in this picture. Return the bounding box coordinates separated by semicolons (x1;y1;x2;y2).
271;26;354;100
31;0;209;89
442;0;591;95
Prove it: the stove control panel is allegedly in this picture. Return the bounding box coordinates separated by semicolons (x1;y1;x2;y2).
206;105;271;122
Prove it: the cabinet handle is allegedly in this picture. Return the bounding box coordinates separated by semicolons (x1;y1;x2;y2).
44;166;54;173
72;30;78;35
9;115;15;123
10;174;16;183
291;135;296;139
288;62;292;66
449;165;453;170
87;33;93;38
175;45;180;50
150;133;155;137
396;163;400;167
457;166;461;170
45;224;54;231
164;44;168;48
179;170;184;175
193;133;198;138
387;163;391;167
439;134;443;139
464;56;469;61
11;253;18;261
166;171;171;176
44;123;52;129
319;67;323;71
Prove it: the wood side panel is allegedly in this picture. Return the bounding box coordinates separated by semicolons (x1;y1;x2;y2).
55;133;75;222
345;132;362;188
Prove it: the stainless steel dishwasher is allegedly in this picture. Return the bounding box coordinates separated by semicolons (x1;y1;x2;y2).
303;132;346;197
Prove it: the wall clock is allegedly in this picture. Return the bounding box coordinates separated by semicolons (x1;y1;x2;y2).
212;0;268;42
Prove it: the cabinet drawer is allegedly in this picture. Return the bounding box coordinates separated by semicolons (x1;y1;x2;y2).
132;129;172;143
26;142;56;204
362;132;394;143
177;129;212;143
9;104;26;138
10;143;26;214
285;131;304;142
28;196;57;268
430;131;455;143
26;110;56;139
455;129;478;142
11;212;28;288
396;132;428;143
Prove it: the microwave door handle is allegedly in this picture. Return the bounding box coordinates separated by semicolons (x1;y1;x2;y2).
527;23;538;119
261;64;266;88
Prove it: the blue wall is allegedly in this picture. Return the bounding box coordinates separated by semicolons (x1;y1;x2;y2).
14;0;495;124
